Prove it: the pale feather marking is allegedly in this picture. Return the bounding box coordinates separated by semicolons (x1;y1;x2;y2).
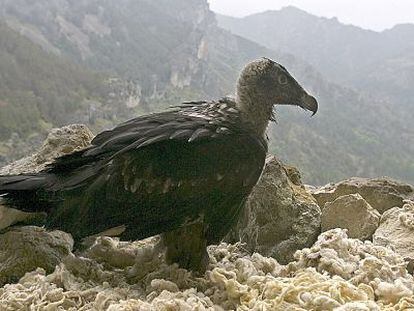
216;173;224;181
162;178;173;194
182;112;212;120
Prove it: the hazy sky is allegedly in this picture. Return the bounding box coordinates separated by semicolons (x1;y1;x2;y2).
207;0;414;31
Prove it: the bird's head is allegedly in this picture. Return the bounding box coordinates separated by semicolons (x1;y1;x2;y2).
236;58;318;124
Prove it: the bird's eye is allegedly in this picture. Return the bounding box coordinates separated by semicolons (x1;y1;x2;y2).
278;75;288;85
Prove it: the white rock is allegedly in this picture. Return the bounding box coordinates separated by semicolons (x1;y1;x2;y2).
0;124;93;175
0;226;73;285
312;177;414;214
373;200;414;272
229;155;321;264
321;193;380;240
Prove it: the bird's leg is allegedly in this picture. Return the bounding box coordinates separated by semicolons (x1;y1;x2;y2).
161;222;209;274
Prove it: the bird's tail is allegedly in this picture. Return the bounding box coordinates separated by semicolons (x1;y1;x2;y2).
0;174;49;192
0;173;52;230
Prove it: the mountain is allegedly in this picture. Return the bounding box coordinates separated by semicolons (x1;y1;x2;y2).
1;0;220;101
0;21;148;165
216;7;414;106
0;0;413;185
0;22;110;163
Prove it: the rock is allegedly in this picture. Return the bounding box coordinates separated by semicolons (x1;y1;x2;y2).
229;155;321;264
373;200;414;272
0;204;47;230
0;125;91;285
0;124;93;175
312;177;414;214
321;193;380;240
283;164;302;186
0;226;73;285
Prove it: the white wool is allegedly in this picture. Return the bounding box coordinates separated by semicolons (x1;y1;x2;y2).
1;229;414;310
291;228;414;306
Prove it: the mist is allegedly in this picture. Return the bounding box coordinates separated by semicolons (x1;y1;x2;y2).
208;0;414;31
0;1;414;309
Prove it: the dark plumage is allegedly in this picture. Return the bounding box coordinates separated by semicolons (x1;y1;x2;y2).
0;58;317;272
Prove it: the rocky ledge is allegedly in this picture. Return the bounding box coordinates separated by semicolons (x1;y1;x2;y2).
0;124;414;310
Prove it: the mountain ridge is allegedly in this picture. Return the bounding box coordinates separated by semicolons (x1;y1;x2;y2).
0;0;413;185
216;6;414;106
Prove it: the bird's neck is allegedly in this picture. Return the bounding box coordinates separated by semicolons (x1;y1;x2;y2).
235;84;273;137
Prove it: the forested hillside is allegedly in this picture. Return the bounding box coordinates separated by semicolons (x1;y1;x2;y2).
0;23;108;139
0;23;110;162
0;0;412;185
0;22;147;164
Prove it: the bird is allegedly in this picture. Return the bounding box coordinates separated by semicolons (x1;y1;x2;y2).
0;58;317;272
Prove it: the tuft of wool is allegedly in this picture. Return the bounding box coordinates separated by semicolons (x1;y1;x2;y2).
1;229;414;310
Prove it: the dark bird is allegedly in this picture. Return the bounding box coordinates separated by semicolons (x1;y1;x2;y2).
0;58;317;272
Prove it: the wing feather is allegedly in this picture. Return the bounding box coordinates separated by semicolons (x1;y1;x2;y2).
188;128;212;142
169;129;194;140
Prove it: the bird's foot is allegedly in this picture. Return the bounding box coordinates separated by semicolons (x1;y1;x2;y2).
161;223;209;274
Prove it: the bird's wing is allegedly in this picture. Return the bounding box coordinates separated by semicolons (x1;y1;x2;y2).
47;107;210;173
45;107;267;240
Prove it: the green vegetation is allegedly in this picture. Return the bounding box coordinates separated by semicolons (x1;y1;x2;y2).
0;0;412;185
0;23;106;139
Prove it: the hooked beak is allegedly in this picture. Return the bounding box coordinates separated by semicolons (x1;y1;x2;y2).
300;94;318;116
